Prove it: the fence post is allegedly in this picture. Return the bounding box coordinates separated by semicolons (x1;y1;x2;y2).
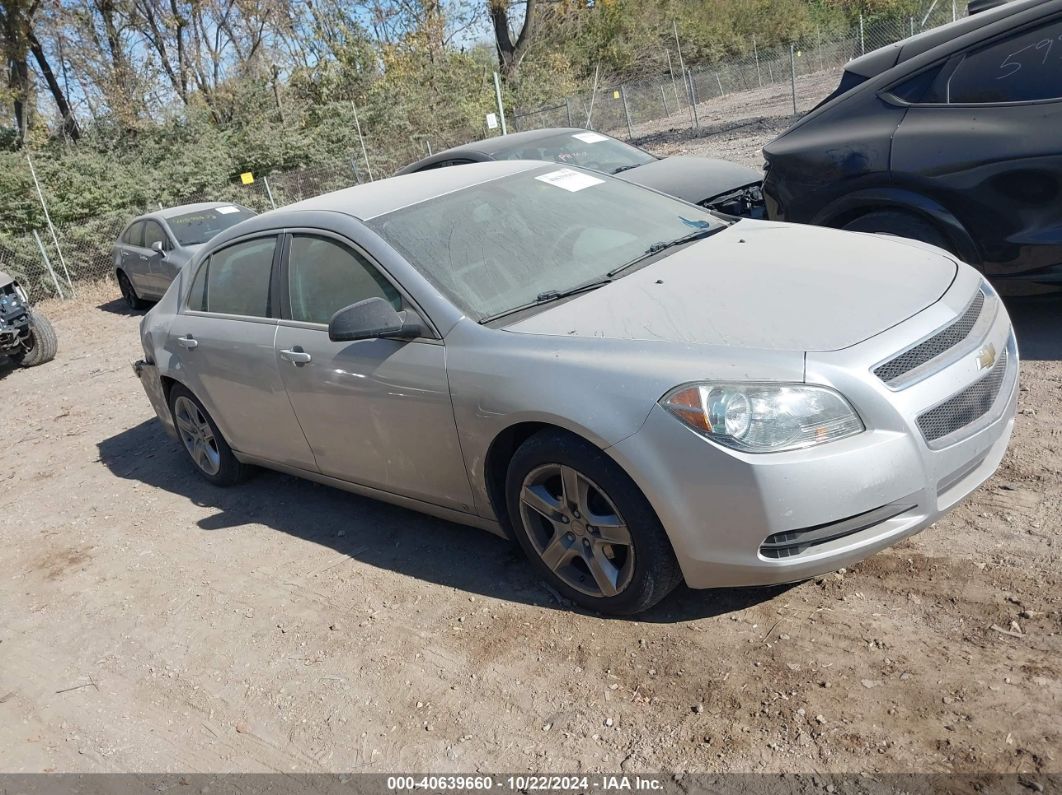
31;229;64;299
25;153;74;297
659;85;670;116
673;19;696;128
753;35;762;88
665;50;681;117
715;73;724;98
859;14;865;55
952;0;958;21
620;84;634;140
262;176;277;210
687;69;700;129
350;101;374;182
584;64;600;129
565;97;574;127
492;71;508;135
910;16;915;36
789;44;798;115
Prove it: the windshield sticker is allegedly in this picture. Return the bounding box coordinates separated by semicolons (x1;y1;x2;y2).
536;168;605;193
572;132;608;144
215;205;240;214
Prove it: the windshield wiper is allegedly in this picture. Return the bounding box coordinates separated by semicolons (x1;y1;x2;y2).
480;277;612;324
611;164;640;174
607;226;722;278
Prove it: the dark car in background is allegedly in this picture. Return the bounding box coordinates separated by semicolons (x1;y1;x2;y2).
399;128;766;218
762;0;1062;293
113;202;257;309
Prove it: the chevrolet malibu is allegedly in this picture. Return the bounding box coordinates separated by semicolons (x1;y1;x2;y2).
134;161;1018;614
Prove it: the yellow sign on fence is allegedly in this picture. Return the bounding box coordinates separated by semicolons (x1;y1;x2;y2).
240;172;254;185
613;90;621;100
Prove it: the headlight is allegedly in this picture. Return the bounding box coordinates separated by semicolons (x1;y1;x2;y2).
660;383;864;453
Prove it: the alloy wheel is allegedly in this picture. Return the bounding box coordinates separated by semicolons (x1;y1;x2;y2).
518;463;635;598
173;396;222;476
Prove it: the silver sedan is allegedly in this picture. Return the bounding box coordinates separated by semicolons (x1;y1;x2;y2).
134;161;1018;614
113;202;256;309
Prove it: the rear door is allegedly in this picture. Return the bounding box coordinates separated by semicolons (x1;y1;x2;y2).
273;231;475;512
889;12;1062;279
118;220;149;294
172;233;317;470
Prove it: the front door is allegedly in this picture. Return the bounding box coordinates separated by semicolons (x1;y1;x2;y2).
141;219;172;296
274;232;475;513
173;233;317;470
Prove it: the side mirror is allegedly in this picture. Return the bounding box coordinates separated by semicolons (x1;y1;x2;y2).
151;240;166;256
328;297;422;342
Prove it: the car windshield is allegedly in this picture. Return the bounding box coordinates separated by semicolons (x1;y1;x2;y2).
489;131;656;175
368;166;726;322
167;206;256;246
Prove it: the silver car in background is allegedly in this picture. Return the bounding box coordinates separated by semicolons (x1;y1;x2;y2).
134;162;1018;615
113;202;256;309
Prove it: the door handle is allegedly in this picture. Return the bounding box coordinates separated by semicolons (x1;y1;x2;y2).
177;335;198;350
280;348;312;365
139;255;148;261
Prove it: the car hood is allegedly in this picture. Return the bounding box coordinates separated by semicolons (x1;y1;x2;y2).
505;220;957;352
616;156;762;204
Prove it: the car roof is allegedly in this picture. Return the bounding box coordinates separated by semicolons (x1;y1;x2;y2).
275;160;545;221
134;202;250;223
400;128;598;173
846;0;1058;78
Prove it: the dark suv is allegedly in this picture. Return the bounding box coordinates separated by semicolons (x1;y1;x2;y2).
762;0;1062;293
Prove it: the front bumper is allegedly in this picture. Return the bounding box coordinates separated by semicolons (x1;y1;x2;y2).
607;268;1019;589
133;359;177;440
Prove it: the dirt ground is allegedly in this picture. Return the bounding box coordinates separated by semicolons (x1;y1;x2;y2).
2;119;1061;776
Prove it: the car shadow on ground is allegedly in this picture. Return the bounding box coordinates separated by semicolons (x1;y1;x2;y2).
97;298;146;317
98;419;790;623
1006;295;1062;362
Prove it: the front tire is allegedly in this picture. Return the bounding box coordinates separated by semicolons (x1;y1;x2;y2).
505;430;682;615
168;384;246;486
13;311;58;367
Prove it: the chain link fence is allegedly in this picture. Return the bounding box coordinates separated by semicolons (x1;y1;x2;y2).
5;3;969;302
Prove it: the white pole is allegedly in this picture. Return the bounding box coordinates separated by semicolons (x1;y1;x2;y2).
859;14;865;55
584;64;600;129
350;101;374;181
262;176;277;210
492;72;508;136
26;153;74;296
32;229;64;299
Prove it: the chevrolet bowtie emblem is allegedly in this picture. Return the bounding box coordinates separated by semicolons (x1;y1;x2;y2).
976;343;997;371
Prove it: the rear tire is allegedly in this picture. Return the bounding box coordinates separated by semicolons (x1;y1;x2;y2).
168;384;246;486
505;429;682;615
13;311;58;367
842;211;953;254
117;270;146;310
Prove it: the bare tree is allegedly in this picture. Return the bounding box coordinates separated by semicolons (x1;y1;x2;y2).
1;0;80;140
488;0;536;77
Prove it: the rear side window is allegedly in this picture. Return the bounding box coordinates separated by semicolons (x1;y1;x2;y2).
188;237;276;317
947;16;1062;103
287;235;400;324
123;221;144;246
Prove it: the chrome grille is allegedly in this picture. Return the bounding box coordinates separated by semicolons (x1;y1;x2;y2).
874;291;985;385
917;349;1008;443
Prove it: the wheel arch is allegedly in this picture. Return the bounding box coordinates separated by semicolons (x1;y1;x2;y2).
483;421;608;537
812;187;982;266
